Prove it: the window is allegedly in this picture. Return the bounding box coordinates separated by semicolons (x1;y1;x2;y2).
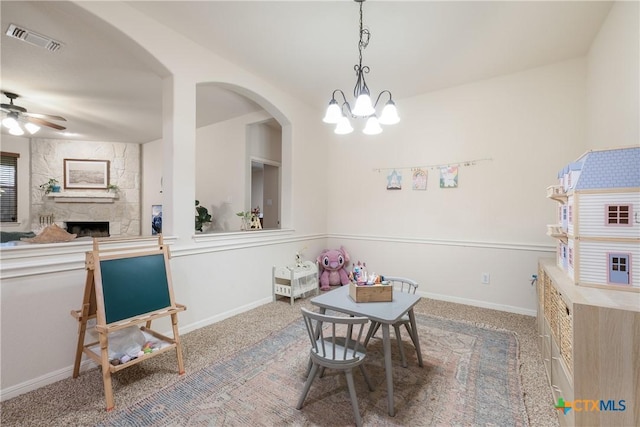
0;152;19;222
606;205;631;225
611;256;627;272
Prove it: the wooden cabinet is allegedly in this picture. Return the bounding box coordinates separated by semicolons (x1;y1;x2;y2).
537;259;639;427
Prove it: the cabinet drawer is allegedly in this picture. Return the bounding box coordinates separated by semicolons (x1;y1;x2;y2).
551;340;574;426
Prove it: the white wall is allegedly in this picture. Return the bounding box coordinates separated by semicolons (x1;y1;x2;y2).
0;134;31;230
326;58;588;314
587;1;640;149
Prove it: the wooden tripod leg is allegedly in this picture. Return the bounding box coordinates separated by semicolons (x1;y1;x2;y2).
171;312;185;375
98;330;115;411
73;271;96;378
72;302;91;378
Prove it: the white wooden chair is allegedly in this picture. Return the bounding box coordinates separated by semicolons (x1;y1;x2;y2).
363;276;420;368
297;307;374;427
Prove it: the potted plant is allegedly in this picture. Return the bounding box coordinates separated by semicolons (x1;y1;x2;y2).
107;184;120;194
195;200;212;232
236;210;252;230
39;178;61;194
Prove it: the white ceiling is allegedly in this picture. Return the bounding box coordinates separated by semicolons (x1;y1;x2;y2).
1;1;613;143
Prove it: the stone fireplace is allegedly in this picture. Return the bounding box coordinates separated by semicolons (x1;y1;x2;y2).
30;139;141;237
65;221;110;238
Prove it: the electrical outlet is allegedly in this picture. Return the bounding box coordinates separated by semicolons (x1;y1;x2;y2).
481;273;490;284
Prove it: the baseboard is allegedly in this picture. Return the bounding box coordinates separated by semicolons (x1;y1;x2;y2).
178;297;273;334
0;363;89;402
420;291;536;317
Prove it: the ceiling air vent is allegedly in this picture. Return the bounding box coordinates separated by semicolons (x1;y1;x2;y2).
5;24;63;52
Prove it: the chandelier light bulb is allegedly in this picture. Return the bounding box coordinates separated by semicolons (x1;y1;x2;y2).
9;125;24;136
323;100;342;124
352;92;375;117
2;115;19;129
24;122;41;134
378;100;400;125
363;115;383;135
334;116;354;135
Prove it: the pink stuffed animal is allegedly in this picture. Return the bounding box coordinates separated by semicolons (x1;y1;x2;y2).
317;246;351;290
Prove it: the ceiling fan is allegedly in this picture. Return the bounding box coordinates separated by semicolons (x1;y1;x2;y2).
1;91;67;136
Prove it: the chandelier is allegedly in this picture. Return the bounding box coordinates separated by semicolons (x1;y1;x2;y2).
323;0;399;135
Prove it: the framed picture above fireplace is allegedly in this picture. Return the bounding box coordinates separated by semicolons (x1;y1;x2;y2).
64;159;110;190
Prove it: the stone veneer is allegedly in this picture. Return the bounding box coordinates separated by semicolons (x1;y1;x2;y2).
30;139;140;236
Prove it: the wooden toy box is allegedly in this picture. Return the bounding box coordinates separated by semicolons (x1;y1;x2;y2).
349;282;392;302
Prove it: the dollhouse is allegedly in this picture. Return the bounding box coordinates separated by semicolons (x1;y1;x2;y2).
546;146;640;291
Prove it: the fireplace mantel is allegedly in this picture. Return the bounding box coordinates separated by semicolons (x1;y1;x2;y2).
46;191;118;203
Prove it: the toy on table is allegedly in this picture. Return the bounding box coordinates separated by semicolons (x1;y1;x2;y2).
352;261;367;284
351;261;383;285
317;246;351;290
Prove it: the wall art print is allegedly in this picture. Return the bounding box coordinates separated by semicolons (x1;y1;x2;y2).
64;159;110;190
439;166;459;188
152;205;162;235
387;169;402;190
412;169;427;190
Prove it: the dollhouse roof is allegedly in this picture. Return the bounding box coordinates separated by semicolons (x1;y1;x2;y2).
573;147;640;190
558;162;583;179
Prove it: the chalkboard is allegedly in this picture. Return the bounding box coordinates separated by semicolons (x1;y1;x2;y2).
99;253;172;324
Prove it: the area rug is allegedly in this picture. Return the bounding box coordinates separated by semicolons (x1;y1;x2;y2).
99;314;528;426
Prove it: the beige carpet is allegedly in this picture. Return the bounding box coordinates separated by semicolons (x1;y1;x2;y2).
0;296;560;426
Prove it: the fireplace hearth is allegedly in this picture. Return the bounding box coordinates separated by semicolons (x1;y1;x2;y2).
65;221;110;238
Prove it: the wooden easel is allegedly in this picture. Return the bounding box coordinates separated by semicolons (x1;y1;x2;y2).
71;234;186;410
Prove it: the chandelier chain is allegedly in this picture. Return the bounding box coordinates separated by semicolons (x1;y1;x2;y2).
354;1;371;99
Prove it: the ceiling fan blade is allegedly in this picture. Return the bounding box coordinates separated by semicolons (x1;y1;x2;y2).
28;116;67;131
1;103;27;113
23;112;67;121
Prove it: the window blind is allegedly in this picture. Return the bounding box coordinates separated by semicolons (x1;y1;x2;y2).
1;152;19;222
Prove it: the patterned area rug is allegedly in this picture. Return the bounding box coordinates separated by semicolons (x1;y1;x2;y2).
99;314;528;426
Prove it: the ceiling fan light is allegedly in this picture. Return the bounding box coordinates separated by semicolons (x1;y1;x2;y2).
334;116;354;135
323;100;342;124
2;116;19;129
378;100;400;125
352;93;375;117
24;122;41;134
9;125;24;136
363;115;383;135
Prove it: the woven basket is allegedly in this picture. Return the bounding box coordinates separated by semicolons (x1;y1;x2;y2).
549;286;561;339
537;266;545;311
544;275;552;323
559;296;573;374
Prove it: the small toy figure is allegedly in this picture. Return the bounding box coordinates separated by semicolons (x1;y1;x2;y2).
317;246;351;291
353;261;367;284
